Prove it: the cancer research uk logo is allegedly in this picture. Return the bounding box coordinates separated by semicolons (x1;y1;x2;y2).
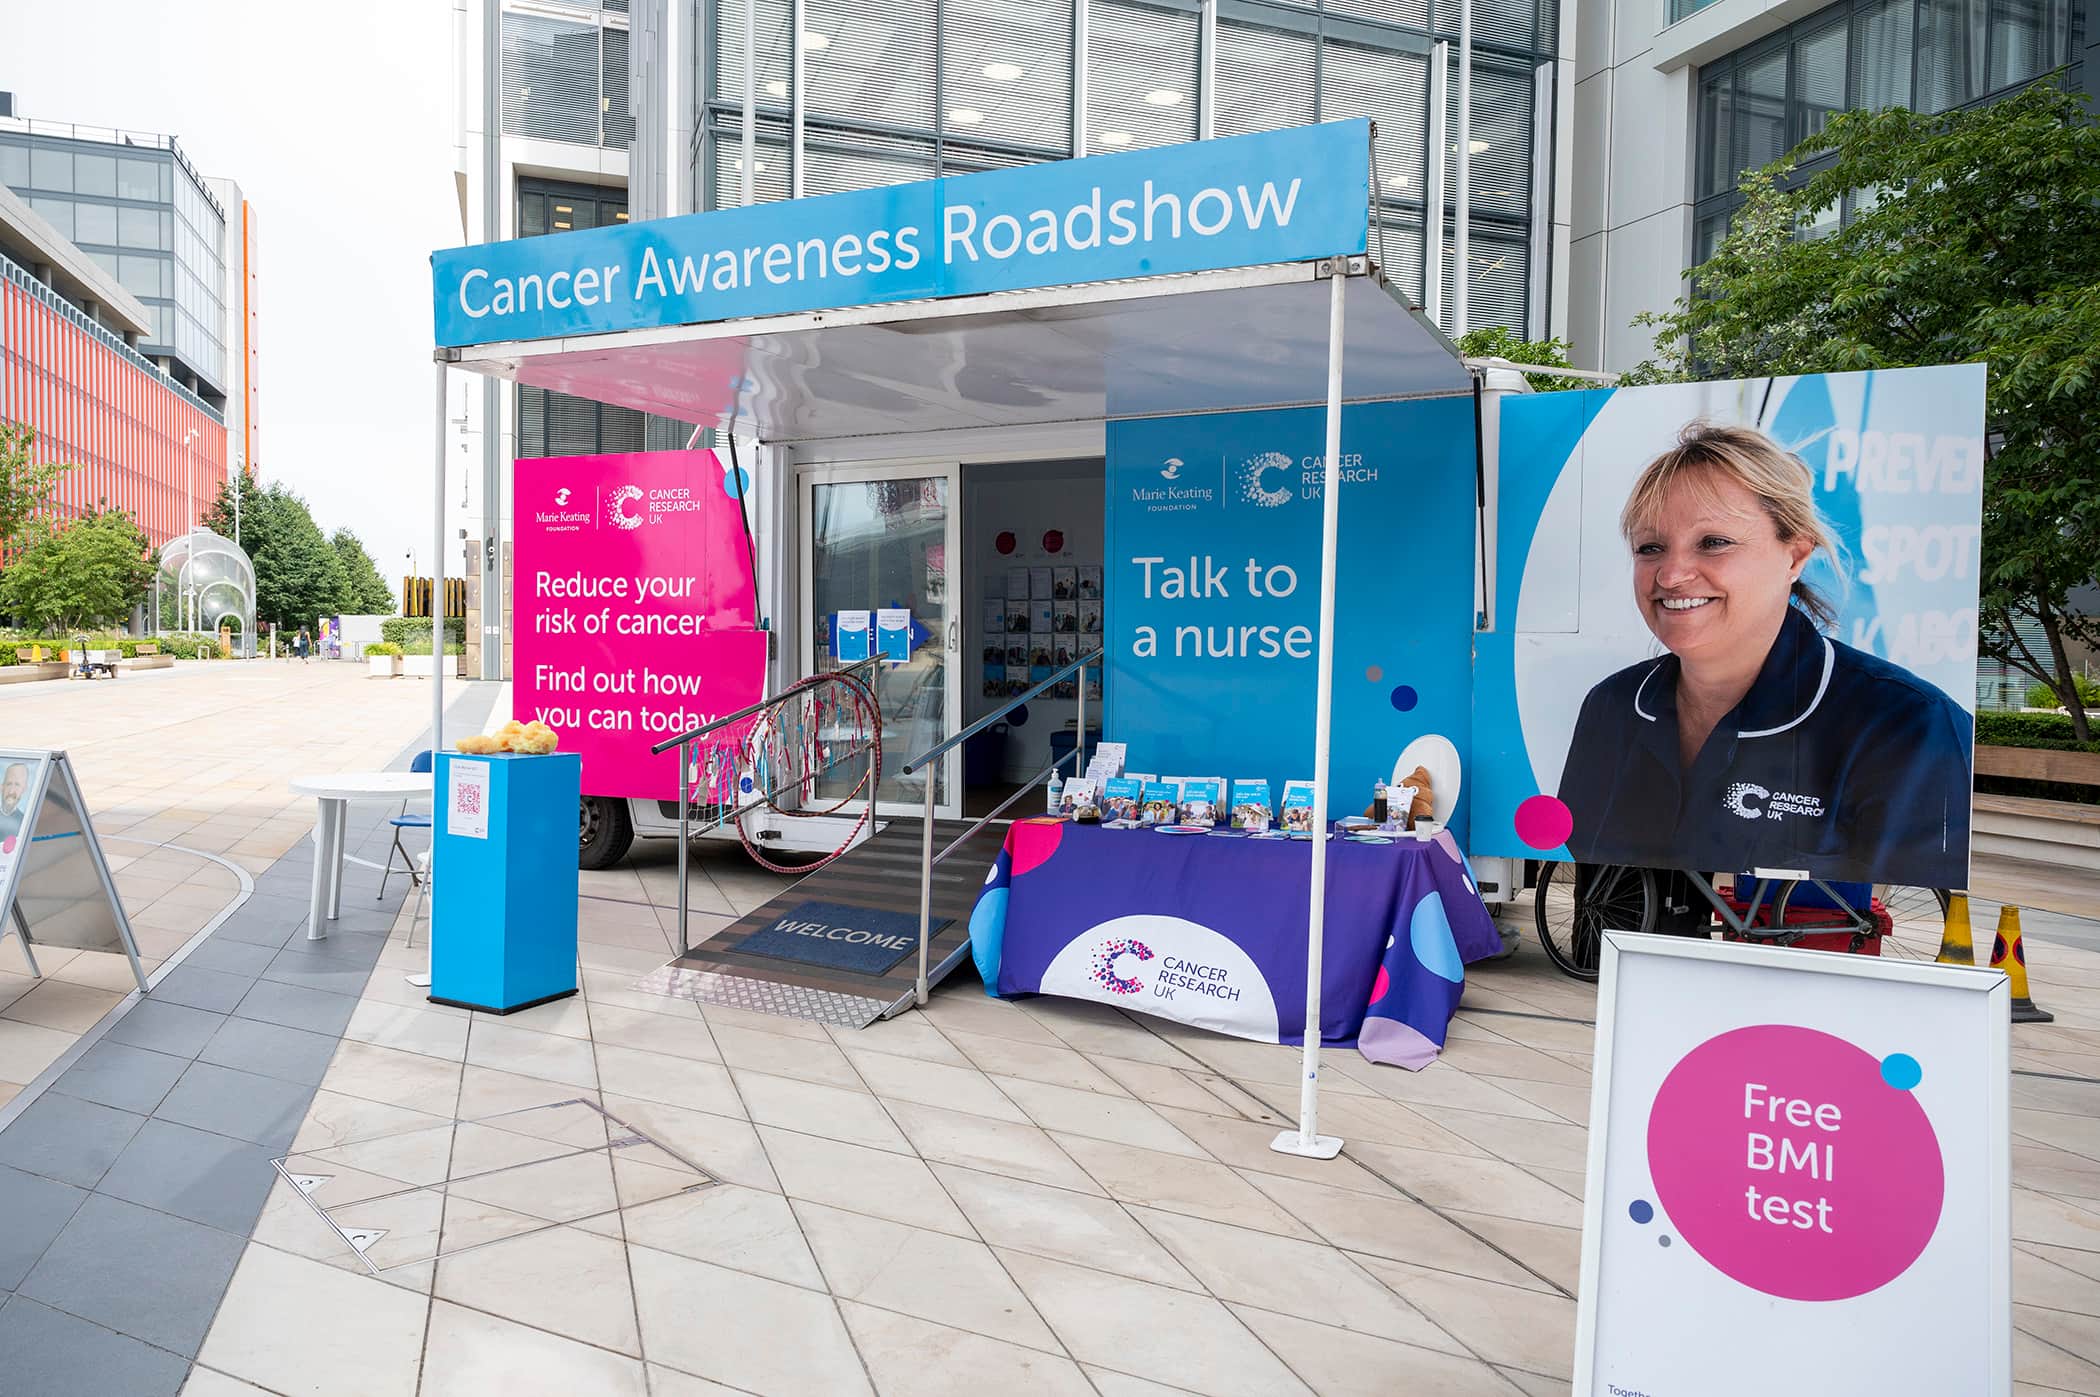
607;484;646;531
1239;450;1294;508
1090;939;1154;995
1723;781;1827;822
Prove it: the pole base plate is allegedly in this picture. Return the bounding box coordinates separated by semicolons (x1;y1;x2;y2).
1269;1129;1345;1160
404;972;432;988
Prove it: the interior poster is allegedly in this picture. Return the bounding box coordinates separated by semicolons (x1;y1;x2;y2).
1578;934;2008;1395
1472;367;1983;888
1102;398;1478;828
514;449;769;800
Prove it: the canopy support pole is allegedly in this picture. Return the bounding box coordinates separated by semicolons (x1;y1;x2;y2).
1454;0;1473;338
1273;260;1349;1163
410;362;448;991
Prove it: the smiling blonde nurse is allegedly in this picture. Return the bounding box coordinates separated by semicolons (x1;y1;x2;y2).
1556;423;1972;889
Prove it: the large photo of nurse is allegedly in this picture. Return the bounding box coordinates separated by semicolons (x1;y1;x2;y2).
1484;365;1984;891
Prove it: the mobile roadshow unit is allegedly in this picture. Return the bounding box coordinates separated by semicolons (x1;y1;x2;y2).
429;119;2004;1393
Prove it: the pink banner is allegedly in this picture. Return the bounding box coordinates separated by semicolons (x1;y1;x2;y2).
514;450;768;800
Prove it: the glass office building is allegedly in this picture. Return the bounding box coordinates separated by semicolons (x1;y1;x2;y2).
0;120;229;406
1691;0;2083;257
687;0;1562;337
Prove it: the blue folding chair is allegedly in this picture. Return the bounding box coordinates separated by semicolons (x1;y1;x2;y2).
378;750;434;900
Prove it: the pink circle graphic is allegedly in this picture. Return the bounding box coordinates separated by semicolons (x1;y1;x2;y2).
1512;794;1573;851
1009;822;1065;878
1367;964;1391;1006
1646;1024;1943;1302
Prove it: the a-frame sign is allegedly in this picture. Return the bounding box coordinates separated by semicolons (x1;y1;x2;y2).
0;749;149;994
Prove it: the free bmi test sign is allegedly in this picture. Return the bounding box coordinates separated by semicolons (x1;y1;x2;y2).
1575;933;2009;1395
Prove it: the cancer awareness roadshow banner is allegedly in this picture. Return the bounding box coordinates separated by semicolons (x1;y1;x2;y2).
1577;934;2009;1396
1102;398;1478;828
1471;366;1983;889
513;449;767;801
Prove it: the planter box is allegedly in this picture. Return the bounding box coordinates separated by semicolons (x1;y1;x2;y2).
368;655;402;678
403;654;462;679
0;662;69;685
118;655;173;672
1974;793;2100;873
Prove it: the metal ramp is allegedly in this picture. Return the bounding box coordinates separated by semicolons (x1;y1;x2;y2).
633;818;995;1028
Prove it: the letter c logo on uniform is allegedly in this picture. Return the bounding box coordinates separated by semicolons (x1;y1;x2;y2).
1724;782;1769;820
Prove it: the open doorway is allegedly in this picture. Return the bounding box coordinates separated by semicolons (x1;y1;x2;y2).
960;458;1106;820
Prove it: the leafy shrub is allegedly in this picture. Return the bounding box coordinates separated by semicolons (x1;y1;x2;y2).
364;642;403;659
382;617;465;648
2025;675;2100;710
1976;710;2100;753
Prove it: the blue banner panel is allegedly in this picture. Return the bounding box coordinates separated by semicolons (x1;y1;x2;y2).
433;121;1371;347
1102;398;1478;832
1469;367;1984;889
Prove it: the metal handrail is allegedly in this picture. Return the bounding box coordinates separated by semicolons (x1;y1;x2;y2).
906;647;1101;1012
650;654;883;754
899;648;1099;775
665;653;884;954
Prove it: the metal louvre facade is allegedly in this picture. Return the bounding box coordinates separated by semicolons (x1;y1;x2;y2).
689;0;1558;336
0;253;225;547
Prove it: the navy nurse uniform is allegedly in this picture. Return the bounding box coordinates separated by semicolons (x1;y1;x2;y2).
1557;605;1972;888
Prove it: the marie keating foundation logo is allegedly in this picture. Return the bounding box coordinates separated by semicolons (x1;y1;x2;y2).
554;487;572;506
532;482;592;532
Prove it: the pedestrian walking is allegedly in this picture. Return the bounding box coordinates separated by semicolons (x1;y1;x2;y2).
294;628;311;665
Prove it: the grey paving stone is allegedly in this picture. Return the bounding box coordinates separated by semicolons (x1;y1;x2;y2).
102;999;225;1059
282;928;388;966
0;1164;88;1290
155;1061;314;1151
148;964;255;1014
0;1093;145;1189
19;1194;244;1357
50;1041;189;1116
0;1294;188;1397
213;915;299;949
181;933;282;972
95;1118;280;1236
231;977;359;1037
259;948;374;997
198;1016;339;1087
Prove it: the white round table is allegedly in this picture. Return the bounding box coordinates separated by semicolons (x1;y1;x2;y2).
290;772;433;939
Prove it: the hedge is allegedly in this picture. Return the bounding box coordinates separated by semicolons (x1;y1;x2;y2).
382;617;466;648
364;642;404;659
1975;710;2100;754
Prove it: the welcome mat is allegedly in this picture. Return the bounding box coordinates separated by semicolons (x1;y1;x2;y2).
734;900;951;977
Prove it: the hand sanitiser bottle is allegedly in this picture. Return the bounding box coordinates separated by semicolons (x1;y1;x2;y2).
1048;770;1065;817
1372;779;1388;826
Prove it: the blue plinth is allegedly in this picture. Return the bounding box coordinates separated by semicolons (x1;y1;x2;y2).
430;751;581;1014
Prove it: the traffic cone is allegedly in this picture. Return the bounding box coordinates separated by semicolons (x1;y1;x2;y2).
1989;905;2054;1024
1935;892;1975;966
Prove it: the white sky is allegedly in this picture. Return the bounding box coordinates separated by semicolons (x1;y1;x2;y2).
1;0;461;595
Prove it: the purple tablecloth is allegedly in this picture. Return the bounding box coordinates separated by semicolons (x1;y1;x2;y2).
967;821;1501;1069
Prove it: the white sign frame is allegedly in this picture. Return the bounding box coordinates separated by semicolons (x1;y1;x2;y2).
1575;931;2011;1396
0;747;149;994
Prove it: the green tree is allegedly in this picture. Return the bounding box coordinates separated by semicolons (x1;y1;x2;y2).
1454;327;1595;394
0;421;76;558
329;528;396;614
1;507;156;633
201;479;347;632
1627;81;2100;741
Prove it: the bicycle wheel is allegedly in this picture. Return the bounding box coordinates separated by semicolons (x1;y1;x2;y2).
1875;884;1952;928
1535;862;1658;981
1766;880;1875;949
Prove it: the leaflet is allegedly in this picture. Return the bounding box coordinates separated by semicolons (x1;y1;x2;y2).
1140;780;1181;826
1280;780;1317;832
1177;777;1223;826
1102;776;1144;822
1230;779;1273;832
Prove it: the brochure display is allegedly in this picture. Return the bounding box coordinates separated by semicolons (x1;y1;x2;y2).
429;751;582;1014
1575;933;2009;1396
0;749;148;993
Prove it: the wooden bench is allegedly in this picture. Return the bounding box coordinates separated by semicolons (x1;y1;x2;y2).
1973;744;2100;872
1974;744;2100;785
